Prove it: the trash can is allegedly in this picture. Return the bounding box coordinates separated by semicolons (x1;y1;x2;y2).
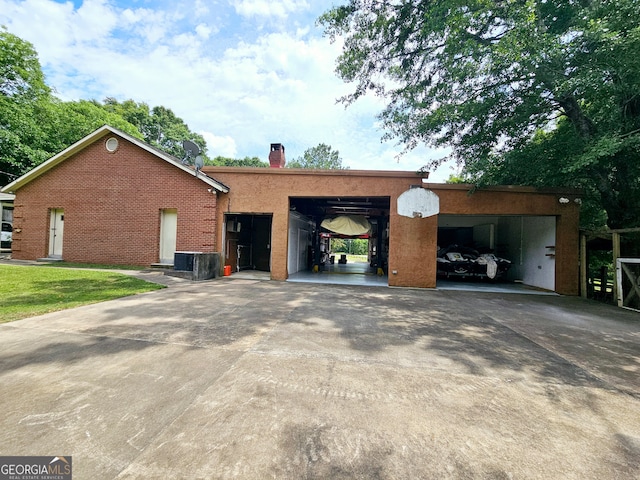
223;265;232;276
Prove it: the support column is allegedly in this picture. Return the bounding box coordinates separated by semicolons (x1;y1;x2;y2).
612;231;621;304
580;233;587;298
376;216;386;276
312;217;322;273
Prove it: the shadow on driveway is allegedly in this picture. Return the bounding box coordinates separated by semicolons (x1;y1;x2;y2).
1;278;639;479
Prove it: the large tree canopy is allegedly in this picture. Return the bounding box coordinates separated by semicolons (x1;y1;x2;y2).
0;27;53;184
102;98;207;160
0;26;48;99
320;0;640;228
0;29;215;186
287;143;348;169
207;155;268;167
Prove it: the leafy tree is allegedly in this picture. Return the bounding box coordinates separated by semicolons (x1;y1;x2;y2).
208;155;268;167
48;100;142;151
465;120;611;229
287;143;348;169
351;238;368;255
320;0;640;228
330;238;368;256
0;26;49;99
445;174;468;185
0;27;53;184
330;237;346;253
0;30;141;185
0;29;214;186
102;98;206;160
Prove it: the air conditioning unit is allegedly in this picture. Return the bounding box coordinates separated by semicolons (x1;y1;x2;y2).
227;220;241;233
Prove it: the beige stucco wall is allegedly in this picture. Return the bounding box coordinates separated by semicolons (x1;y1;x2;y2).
204;168;580;294
428;184;581;295
204;167;428;287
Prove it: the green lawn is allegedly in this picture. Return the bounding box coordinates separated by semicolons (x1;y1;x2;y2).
333;253;369;263
0;265;165;323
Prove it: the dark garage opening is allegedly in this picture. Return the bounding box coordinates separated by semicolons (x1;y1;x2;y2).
224;214;272;273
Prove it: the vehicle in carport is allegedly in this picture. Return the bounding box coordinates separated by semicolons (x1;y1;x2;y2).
1;221;12;249
437;244;511;280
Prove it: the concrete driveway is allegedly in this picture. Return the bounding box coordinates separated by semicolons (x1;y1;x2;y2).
1;274;639;479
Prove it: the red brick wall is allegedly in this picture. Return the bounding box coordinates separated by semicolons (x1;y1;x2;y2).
11;134;218;266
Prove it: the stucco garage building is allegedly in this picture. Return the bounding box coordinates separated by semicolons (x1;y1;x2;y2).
1;126;580;295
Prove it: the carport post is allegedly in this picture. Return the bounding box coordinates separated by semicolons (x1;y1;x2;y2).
612;231;621;303
580;233;587;298
313;216;322;272
376;216;386;275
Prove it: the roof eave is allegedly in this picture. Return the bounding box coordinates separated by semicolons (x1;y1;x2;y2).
0;125;229;194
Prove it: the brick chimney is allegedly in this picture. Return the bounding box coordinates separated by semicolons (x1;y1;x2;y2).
269;143;286;168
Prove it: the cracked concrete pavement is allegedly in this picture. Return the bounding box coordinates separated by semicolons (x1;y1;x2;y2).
1;274;639;479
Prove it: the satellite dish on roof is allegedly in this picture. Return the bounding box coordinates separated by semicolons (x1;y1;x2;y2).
182;140;201;165
194;155;204;172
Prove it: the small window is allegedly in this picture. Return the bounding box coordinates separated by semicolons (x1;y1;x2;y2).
105;137;119;153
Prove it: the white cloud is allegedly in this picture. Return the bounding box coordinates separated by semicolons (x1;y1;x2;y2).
194;0;210;17
74;0;119;42
120;8;173;45
232;0;309;19
195;23;213;39
0;0;448;178
201;132;238;158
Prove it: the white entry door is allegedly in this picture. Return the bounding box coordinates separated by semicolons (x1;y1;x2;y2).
521;216;556;291
49;209;64;258
159;209;177;264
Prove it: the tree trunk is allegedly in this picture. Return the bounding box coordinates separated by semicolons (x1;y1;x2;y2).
557;95;595;139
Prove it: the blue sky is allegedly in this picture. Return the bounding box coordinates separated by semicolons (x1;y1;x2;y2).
1;0;453;179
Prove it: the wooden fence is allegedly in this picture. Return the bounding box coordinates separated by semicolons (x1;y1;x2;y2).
581;227;640;311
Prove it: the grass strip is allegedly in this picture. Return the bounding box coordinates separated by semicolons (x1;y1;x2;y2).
0;264;164;323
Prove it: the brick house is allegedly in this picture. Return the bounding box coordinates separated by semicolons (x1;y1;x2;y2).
1;126;581;294
1;126;227;266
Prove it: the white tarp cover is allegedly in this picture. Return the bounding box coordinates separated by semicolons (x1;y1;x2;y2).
321;215;371;236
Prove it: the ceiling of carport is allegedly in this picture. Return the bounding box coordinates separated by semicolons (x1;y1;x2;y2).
289;196;390;217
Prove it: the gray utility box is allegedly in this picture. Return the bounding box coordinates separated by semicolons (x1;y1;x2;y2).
173;252;221;281
174;251;198;271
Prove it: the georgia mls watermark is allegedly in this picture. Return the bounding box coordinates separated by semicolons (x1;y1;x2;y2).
0;456;72;480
